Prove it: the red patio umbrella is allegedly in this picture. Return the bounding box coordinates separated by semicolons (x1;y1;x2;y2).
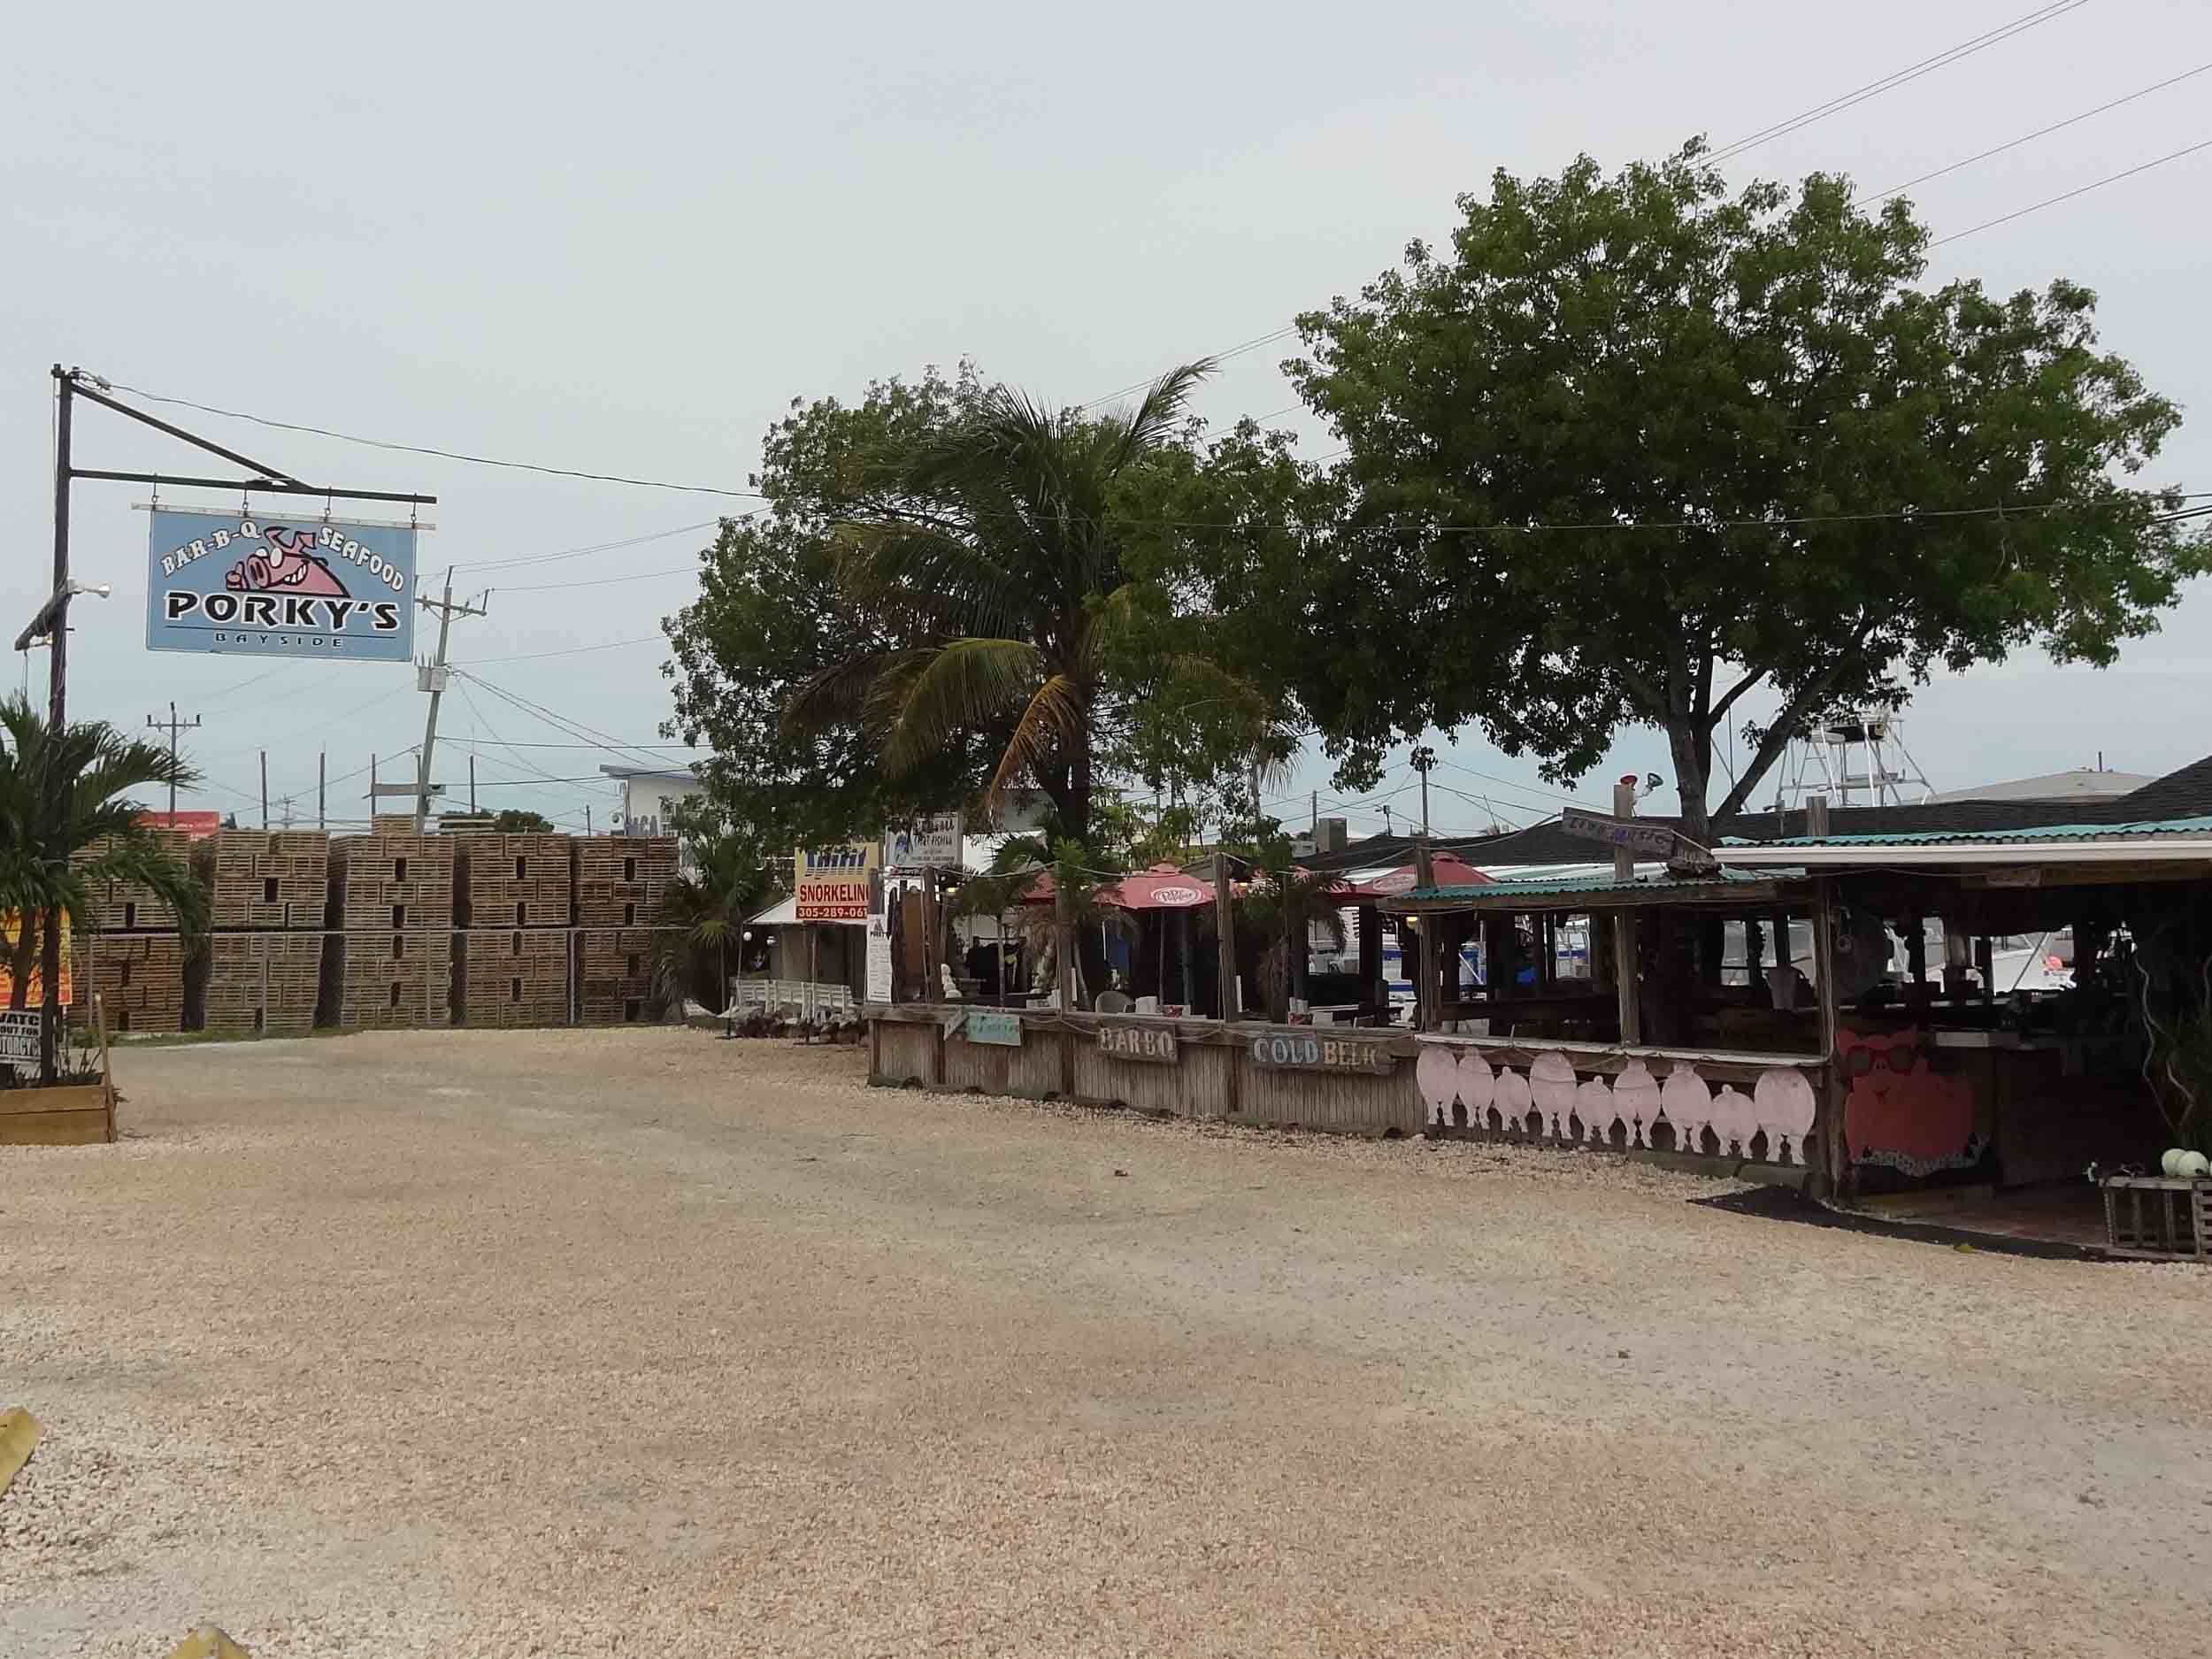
1347;851;1493;899
1021;864;1215;909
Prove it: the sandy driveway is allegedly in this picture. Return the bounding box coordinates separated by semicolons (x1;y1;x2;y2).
3;1027;2208;1656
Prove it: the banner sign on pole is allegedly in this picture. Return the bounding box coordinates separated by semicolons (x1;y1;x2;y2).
884;814;963;872
0;912;70;1009
146;508;418;662
0;1010;40;1071
795;841;880;921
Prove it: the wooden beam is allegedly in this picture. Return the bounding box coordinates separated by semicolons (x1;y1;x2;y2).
1413;840;1435;1031
1612;782;1640;1045
1811;876;1847;1202
1213;853;1239;1019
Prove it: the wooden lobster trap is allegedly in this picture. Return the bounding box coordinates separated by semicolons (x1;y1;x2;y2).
2102;1176;2212;1262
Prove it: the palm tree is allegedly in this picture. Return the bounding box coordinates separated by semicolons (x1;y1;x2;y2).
1240;866;1350;1025
0;696;205;1080
798;361;1214;850
649;832;776;1012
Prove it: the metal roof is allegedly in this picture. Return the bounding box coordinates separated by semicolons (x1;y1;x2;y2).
1398;865;1801;904
1721;813;2212;849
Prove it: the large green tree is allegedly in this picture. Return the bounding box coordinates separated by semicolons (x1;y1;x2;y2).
799;362;1217;852
664;368;1010;853
1275;142;2204;841
670;361;1299;870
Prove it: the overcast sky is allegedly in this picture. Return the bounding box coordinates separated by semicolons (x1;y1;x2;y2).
5;0;2208;838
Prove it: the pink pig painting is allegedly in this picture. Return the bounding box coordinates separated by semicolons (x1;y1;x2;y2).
224;524;349;598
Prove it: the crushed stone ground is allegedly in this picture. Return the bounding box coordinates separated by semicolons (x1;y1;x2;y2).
4;1027;2208;1656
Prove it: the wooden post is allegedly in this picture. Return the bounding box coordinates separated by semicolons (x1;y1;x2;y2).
1054;875;1078;1011
1212;854;1238;1021
920;868;939;1002
93;992;114;1141
1811;877;1847;1199
1611;780;1641;1046
1356;903;1381;1016
1412;840;1435;1031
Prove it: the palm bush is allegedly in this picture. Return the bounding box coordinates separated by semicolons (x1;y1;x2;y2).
650;832;777;1013
0;696;204;1079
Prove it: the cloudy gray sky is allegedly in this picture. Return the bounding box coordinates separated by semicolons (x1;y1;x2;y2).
5;0;2208;838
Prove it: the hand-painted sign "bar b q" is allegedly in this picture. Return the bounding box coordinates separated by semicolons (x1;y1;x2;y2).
1098;1025;1178;1064
1248;1032;1394;1074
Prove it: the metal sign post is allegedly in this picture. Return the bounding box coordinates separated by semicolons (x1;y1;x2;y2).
27;365;432;1082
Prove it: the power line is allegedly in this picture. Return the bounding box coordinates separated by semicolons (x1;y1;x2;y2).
101;380;772;503
1102;491;2208;537
500;565;696;592
431;736;690;751
459;636;664;664
1857;60;2212;206
1707;3;2089;165
1067;4;2090;423
196;661;303;708
190;680;417;764
453;680;603;791
1429;755;1599;809
1077;326;1301;412
453;520;719;574
1930;134;2212;245
452;669;685;774
1426;777;1560;828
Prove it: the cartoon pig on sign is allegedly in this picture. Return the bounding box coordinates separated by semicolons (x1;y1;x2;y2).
225;525;349;598
1839;1026;1978;1175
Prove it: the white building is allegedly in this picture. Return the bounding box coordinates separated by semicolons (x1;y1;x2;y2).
601;764;703;838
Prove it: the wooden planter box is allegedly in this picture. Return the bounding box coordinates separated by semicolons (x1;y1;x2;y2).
0;1081;114;1147
2102;1175;2212;1261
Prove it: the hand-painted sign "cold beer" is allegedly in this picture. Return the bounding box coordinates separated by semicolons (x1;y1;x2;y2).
1248;1031;1394;1074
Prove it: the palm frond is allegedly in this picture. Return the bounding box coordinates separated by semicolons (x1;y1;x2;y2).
834;521;1021;635
880;638;1048;776
1102;361;1214;474
787;648;922;732
987;673;1087;816
77;831;211;938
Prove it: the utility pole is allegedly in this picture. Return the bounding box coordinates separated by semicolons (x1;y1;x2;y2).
146;701;201;821
585;804;592;836
1412;745;1437;835
259;751;268;829
469;752;477;814
412;568;487;833
1213;850;1239;1021
40;367;73;1083
318;751;326;829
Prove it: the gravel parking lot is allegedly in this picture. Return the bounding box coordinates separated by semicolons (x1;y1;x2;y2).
4;1027;2209;1656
